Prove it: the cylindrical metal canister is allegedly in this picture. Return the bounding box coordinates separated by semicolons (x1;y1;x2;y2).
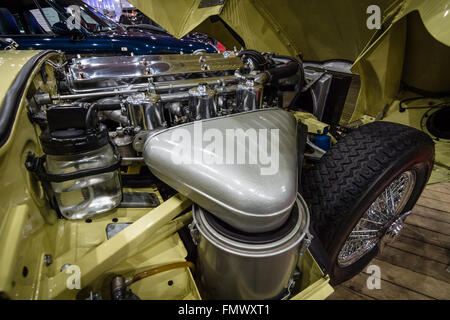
192;194;310;300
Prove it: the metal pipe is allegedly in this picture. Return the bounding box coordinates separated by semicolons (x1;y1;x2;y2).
58;89;140;101
121;157;144;163
68;75;238;94
44;83;239;104
39;73;263;105
159;91;190;102
153;76;235;91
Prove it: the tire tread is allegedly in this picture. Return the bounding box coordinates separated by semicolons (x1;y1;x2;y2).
302;121;433;247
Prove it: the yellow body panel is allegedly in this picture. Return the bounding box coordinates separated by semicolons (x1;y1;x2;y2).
0;50;44;107
42;194;192;300
130;0;395;61
382;98;450;184
291;250;334;300
0;50;62;299
351;0;450;122
349;0;450;183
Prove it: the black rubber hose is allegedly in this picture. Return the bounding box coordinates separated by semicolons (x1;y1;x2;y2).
96;97;123;111
97;104;122;111
265;62;300;83
238;50;268;70
271;55;305;108
85;103;99;130
76;97;122;110
273;54;305;88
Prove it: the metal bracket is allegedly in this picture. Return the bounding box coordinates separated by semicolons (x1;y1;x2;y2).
299;231;314;256
302;72;325;92
305;137;327;161
0;37;18;50
281;278;296;300
188;221;200;245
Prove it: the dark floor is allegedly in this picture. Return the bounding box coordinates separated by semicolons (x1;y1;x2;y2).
328;183;450;300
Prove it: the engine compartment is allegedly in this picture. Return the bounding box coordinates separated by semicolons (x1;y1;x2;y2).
29;50;304;224
14;49;324;300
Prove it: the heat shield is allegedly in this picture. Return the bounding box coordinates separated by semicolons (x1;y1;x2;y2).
142;108;298;233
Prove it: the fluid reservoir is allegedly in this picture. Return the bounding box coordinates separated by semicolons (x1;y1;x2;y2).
39;103;122;219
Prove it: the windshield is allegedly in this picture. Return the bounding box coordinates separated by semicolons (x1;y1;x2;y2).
45;0;121;33
86;6;121;29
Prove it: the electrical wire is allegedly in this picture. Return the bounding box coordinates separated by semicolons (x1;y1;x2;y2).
399;96;448;112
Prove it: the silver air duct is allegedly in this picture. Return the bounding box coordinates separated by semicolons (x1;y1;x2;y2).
142;108;298;233
142;108;308;300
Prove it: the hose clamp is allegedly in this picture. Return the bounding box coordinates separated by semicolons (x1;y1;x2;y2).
188;221;200;246
299;230;314;256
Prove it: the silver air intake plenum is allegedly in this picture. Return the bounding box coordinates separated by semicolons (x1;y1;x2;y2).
142;108;309;299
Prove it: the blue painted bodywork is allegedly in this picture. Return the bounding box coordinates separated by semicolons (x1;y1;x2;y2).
8;30;217;55
0;0;217;55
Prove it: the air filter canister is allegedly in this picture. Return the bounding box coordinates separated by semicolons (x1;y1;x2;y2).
191;194;310;300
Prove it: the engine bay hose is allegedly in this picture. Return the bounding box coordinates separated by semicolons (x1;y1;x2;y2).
129;261;195;286
266;62;300;83
273;54;305;88
237;49;268;70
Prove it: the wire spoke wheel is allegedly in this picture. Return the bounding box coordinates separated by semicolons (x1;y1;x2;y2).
302;121;434;284
337;171;416;267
